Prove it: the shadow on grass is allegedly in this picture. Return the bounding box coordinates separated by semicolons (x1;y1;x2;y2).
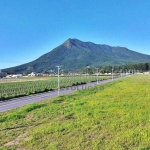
140;147;150;150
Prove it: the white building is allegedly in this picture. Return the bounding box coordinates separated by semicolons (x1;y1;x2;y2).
28;72;36;77
11;74;22;78
28;72;42;77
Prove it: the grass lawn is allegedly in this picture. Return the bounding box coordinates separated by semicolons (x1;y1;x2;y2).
0;75;150;150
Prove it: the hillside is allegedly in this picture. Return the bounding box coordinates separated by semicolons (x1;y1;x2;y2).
3;38;150;73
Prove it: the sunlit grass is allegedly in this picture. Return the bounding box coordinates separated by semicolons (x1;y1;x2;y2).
0;75;150;150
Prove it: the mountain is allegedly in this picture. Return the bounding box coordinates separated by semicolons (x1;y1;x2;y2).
3;38;150;73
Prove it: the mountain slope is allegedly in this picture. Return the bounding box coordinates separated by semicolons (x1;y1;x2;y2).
3;38;150;73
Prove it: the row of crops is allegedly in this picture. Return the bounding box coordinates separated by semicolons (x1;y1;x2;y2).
0;76;50;83
0;75;113;101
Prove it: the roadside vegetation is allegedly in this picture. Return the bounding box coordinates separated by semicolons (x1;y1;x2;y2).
0;75;150;150
0;75;112;101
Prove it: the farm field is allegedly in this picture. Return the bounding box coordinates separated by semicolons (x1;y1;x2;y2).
0;75;113;101
1;75;149;150
0;76;52;83
0;75;115;83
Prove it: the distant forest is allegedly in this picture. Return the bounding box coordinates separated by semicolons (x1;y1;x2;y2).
81;63;150;74
4;62;150;75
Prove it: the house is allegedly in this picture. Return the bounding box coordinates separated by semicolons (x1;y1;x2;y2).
143;72;150;74
42;74;49;76
28;72;37;77
11;74;22;78
36;73;42;76
6;75;12;78
28;72;42;77
6;74;22;78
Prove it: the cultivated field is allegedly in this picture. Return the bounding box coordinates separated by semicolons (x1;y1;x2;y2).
0;76;52;83
0;75;149;150
0;75;112;101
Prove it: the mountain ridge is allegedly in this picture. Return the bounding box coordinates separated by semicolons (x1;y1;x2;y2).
3;38;150;73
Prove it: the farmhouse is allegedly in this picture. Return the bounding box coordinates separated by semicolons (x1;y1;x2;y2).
28;72;42;77
28;72;36;76
6;74;22;78
11;74;22;78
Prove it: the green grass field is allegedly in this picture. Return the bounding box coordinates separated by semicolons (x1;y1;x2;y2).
0;74;150;150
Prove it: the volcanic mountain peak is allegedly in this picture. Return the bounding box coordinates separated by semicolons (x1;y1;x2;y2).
3;38;150;73
63;38;84;48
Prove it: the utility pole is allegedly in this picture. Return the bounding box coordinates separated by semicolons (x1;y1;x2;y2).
56;66;61;96
120;69;122;78
112;67;114;81
86;66;90;82
95;68;99;85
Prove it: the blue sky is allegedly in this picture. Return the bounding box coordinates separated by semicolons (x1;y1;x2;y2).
0;0;150;69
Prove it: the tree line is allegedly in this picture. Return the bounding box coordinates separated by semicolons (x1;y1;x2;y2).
80;63;150;74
